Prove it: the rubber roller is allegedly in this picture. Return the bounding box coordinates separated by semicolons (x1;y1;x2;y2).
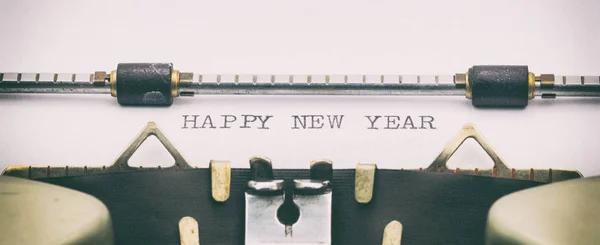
468;65;531;107
115;63;175;106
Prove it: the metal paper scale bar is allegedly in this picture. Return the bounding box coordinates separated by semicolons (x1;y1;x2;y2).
1;70;599;97
1;63;599;107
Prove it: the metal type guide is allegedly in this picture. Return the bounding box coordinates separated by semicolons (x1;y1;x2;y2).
1;63;600;107
1;121;588;245
1;122;581;183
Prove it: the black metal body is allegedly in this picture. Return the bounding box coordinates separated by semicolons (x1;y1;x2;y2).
116;63;173;106
40;169;542;245
469;65;529;107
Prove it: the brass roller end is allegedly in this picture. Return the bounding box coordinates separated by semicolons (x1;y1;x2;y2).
454;73;470;99
110;70;117;97
92;71;107;86
171;69;180;97
528;72;535;99
465;72;471;99
539;74;555;87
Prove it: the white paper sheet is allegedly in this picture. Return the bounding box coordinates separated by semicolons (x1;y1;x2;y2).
1;0;599;176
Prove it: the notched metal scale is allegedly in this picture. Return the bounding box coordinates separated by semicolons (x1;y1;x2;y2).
1;122;581;182
1;63;600;107
1;121;583;245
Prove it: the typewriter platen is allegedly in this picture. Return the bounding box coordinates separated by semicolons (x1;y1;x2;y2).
1;63;599;245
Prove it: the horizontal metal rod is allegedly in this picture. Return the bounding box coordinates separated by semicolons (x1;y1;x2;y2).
0;81;111;94
1;71;600;98
3;81;600;98
181;83;466;96
535;84;600;97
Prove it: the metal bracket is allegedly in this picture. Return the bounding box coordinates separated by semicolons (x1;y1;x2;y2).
210;160;231;202
428;123;508;174
2;122;581;185
109;121;192;171
426;123;581;182
179;216;200;245
382;220;403;245
355;163;376;204
1;121;194;179
245;157;332;245
354;123;583;203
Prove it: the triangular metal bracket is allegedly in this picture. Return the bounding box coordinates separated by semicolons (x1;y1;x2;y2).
108;121;192;171
427;123;509;172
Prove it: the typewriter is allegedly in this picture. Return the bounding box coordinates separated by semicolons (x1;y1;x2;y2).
1;63;599;245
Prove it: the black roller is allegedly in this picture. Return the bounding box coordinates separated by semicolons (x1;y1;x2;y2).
116;63;173;106
469;65;529;107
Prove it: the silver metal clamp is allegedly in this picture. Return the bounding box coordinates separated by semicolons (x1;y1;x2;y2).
245;157;332;245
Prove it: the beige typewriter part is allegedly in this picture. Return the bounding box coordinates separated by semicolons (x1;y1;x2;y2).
0;176;114;245
485;177;600;245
